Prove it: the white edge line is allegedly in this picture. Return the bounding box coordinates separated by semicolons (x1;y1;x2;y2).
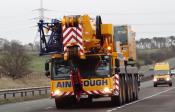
107;87;175;112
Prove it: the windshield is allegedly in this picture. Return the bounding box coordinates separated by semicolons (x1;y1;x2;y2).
51;59;70;79
51;56;111;79
154;70;170;75
95;59;110;76
78;56;111;78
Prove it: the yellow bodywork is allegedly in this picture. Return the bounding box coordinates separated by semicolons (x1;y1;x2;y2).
154;75;170;80
154;63;170;71
101;24;113;35
49;15;137;97
61;15;114;54
153;63;171;83
51;77;115;95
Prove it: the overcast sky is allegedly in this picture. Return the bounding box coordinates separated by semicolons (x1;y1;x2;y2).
0;0;175;44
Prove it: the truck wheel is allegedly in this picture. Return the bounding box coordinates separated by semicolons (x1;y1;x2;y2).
111;75;123;106
154;83;157;87
55;98;63;109
129;76;134;102
125;75;131;103
55;97;74;109
169;82;172;87
133;75;139;100
122;76;126;104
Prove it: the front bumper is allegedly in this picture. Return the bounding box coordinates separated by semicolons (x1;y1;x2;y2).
51;90;119;98
154;80;172;84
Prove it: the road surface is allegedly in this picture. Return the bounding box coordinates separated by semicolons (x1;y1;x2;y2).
0;79;175;112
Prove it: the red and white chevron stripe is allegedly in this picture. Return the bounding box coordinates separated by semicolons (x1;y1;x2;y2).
62;25;84;57
51;91;74;97
113;74;119;95
84;90;104;95
52;89;114;97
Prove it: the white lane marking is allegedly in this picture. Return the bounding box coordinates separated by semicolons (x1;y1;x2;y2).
45;106;54;110
107;87;175;112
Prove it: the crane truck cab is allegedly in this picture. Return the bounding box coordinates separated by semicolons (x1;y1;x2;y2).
153;63;172;87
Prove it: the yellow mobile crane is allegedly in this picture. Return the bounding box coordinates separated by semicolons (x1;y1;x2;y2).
38;15;139;108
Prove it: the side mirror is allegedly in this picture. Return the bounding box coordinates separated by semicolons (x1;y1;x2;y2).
45;61;50;78
127;58;136;67
45;71;50;78
115;59;120;67
45;62;49;71
115;68;120;73
115;59;120;73
124;60;127;67
170;73;173;76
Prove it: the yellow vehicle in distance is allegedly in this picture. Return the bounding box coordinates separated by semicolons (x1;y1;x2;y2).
153;63;172;87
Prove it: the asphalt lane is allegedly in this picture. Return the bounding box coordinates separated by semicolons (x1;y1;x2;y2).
0;78;175;112
107;87;175;112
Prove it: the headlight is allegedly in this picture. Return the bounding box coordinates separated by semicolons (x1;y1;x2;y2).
53;90;61;96
153;78;157;82
103;87;111;93
166;77;170;81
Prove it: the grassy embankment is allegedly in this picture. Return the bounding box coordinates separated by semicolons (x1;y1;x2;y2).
0;54;50;89
1;48;175;89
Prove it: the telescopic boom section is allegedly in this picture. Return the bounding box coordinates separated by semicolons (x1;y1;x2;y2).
61;15;85;60
61;16;87;100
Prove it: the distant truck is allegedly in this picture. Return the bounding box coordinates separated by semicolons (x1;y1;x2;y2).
171;69;175;76
153;63;172;87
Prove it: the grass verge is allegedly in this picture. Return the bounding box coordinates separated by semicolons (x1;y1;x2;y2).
0;94;50;105
141;76;152;82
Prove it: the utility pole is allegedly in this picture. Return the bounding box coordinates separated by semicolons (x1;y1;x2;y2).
33;0;48;21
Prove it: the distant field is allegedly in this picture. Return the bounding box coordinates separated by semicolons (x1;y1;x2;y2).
0;52;49;73
29;55;49;72
0;54;50;89
140;57;175;70
164;57;175;69
137;48;160;54
137;48;175;74
0;73;50;89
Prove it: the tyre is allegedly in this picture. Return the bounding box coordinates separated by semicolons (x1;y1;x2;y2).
55;98;63;109
129;75;134;102
55;97;75;109
154;83;157;87
111;75;123;106
121;76;126;104
133;75;139;100
125;75;131;103
169;82;172;87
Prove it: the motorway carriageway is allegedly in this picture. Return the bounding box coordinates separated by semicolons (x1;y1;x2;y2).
0;79;175;112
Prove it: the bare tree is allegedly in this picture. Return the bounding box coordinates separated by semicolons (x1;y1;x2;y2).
28;43;34;51
0;40;31;79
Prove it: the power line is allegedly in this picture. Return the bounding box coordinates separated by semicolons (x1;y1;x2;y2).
32;0;49;21
137;31;175;33
51;10;175;16
131;23;175;26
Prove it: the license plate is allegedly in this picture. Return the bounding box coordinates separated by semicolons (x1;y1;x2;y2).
80;95;88;98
